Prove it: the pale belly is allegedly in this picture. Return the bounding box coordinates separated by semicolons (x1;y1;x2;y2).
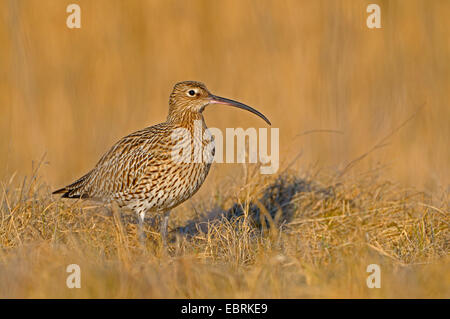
143;161;212;212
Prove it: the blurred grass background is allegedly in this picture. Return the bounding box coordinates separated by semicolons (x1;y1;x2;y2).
0;0;448;192
0;0;449;299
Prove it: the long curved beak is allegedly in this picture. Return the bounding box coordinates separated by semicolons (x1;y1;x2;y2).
209;95;271;125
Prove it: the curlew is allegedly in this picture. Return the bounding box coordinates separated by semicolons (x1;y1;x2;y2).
53;81;271;244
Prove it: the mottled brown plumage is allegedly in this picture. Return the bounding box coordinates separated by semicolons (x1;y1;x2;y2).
53;81;270;243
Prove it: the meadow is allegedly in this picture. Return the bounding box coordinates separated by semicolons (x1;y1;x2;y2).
0;0;448;298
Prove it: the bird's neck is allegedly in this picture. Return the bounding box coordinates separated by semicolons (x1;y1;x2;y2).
166;111;205;129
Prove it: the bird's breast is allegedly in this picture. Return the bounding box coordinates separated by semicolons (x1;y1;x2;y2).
120;127;215;213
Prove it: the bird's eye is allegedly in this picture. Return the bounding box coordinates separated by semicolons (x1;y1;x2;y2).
187;90;196;97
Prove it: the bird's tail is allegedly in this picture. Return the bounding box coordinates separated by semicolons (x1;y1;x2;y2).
52;187;70;196
52;171;92;199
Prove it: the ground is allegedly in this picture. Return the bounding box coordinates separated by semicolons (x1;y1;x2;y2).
0;165;448;298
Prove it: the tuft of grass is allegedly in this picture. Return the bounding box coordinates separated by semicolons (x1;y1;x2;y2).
0;165;448;298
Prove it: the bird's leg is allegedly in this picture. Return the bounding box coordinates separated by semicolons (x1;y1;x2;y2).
160;210;171;247
137;210;146;245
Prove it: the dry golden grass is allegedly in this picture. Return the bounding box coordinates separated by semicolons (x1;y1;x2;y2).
0;0;448;298
0;163;448;298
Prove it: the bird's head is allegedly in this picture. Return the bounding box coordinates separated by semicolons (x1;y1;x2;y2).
167;81;271;125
